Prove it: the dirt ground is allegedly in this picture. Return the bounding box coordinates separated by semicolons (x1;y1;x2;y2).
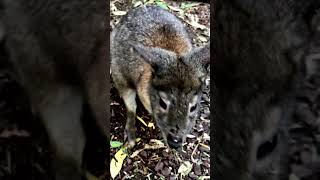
110;0;210;179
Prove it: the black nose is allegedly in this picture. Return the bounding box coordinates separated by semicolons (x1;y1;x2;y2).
167;134;182;149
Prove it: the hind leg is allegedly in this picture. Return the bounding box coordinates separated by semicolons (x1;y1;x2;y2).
120;88;137;147
38;86;85;180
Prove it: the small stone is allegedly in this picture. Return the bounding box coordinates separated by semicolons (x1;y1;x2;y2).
199;146;210;153
202;161;210;168
127;158;132;165
140;150;147;158
294;103;316;125
163;160;169;166
202;94;210;102
203;133;210;140
161;167;172;177
162;151;169;157
204;107;210;114
168;160;176;166
155;161;164;172
193;164;202;176
300;149;312;164
195;124;204;132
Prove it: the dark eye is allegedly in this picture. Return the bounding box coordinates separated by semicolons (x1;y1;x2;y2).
159;97;167;110
190;104;197;112
256;133;278;160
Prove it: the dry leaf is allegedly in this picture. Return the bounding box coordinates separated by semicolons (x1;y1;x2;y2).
130;149;144;158
110;2;118;12
198;176;211;180
187;20;207;30
130;139;165;158
137;116;148;127
198;35;208;42
110;147;128;179
185;15;207;30
203;133;210;140
147;122;155;129
134;1;143;7
180;2;200;9
112;11;127;16
186;134;196;139
149;139;164;146
199;143;210;150
168;5;182;12
178;161;193;176
144;139;166;149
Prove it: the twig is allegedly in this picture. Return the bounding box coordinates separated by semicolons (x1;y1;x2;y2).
191;143;199;163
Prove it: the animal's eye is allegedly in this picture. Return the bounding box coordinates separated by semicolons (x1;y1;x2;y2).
190;104;197;112
256;133;278;160
159;97;167;110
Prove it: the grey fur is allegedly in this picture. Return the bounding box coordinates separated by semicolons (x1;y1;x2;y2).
111;5;210;148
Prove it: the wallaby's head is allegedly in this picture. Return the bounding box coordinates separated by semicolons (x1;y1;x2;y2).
131;43;210;149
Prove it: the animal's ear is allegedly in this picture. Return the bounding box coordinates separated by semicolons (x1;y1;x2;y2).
130;43;177;76
186;43;210;78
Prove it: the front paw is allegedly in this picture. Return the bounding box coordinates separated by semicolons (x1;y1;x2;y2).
124;127;136;148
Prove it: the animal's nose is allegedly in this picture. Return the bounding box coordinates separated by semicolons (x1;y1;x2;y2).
167;134;182;149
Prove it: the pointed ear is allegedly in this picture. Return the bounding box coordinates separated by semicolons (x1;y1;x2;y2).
130;43;177;75
187;43;210;78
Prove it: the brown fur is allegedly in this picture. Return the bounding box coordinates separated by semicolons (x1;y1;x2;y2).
137;63;153;113
150;32;192;55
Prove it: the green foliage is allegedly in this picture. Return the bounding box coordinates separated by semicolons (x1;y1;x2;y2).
155;0;169;10
180;2;199;9
110;141;123;148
